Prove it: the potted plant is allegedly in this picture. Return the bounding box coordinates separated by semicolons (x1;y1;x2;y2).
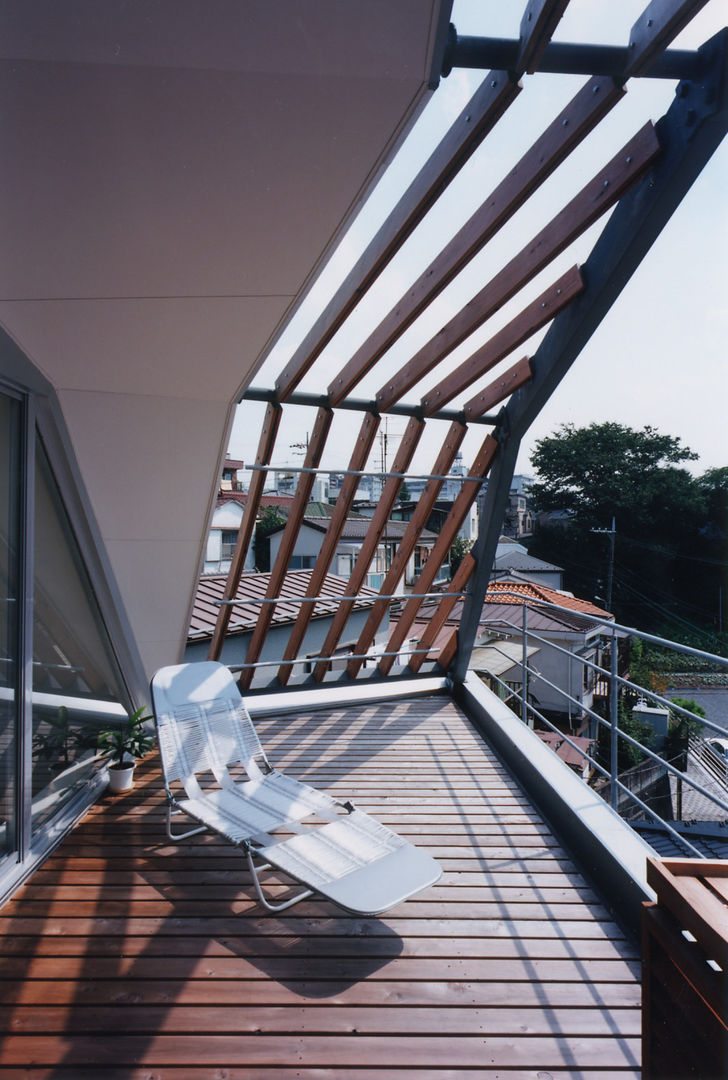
99;707;155;793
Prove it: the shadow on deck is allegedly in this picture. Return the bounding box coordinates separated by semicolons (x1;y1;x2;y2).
0;689;641;1078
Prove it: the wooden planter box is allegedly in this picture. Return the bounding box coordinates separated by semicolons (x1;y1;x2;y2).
643;857;728;1079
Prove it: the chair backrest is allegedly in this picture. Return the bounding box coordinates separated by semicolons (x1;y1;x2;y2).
151;662;267;790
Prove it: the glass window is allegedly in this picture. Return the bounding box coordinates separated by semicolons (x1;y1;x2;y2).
30;435;127;835
221;529;238;559
0;393;21;861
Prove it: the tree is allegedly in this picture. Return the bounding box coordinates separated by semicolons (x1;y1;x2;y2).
449;535;473;576
528;423;717;638
529;422;700;532
398;480;412;504
663;697;706;768
254;507;286;572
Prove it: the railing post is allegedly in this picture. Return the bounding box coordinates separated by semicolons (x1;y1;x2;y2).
610;625;619;809
522;602;530;727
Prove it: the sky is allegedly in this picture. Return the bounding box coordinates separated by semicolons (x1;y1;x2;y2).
229;0;727;483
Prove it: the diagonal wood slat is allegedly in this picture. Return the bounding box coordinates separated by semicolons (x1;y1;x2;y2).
208;402;281;661
517;0;572;75
624;0;711;79
420;265;584;415
346;421;468;679
274;74;520;403
311;416;426;682
378;436;498;676
331;75;624;410
464;356;534;420
374;122;661;414
408;553;477;674
276;411;380;685
239;406;333;689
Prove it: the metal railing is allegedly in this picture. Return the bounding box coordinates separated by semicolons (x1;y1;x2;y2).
476;595;728;859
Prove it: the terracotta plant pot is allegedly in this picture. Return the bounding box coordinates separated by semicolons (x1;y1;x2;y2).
108;762;135;793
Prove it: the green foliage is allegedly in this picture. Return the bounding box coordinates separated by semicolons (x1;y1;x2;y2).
528;422;726;639
595;696;653;773
663;696;706;767
529;422;700;530
398;480;411;504
449;535;473;576
98;707;154;766
33;706;73;767
33;706;99;769
254;507;286;572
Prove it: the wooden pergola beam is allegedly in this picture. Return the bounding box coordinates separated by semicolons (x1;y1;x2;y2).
407;553;477;674
346;420;468;680
239;406;333;689
517;0;571;76
378;435;497;676
463;356;534;422
275;411;380;686
420;265;583;415
311;415;425;682
329;75;624;410
207;402;281;662
624;0;711;80
374;122;660;413
273;73;519;403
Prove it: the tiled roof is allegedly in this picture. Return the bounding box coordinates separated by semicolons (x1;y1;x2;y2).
189;570;378;641
486;578;612;619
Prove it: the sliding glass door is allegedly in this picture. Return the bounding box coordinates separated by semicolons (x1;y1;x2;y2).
0;390;22;864
0;381;129;892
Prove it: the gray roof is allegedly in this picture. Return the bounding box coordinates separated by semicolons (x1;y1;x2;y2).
493;550;563;574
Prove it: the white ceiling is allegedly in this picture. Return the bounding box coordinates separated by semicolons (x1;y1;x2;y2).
0;1;446;683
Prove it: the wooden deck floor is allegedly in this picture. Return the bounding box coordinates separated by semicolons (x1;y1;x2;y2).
0;692;641;1078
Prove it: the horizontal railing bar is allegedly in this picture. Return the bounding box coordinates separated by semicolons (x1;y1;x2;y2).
517;657;728;818
242;386;499;426
247;462;483;483
489;591;728;669
486;668;706;860
227;645;433;672
216;590;467;607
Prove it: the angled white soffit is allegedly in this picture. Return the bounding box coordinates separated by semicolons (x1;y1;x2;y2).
0;1;447;679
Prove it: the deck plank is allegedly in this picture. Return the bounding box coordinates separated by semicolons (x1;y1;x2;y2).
0;693;641;1073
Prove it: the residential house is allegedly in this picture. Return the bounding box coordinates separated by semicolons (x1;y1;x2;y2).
204;493;293;575
502;473;535;538
264;507;440;592
492;536;564;590
399;578;612;727
186;570;383;675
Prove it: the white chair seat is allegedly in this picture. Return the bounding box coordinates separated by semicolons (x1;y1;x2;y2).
151;661;441;914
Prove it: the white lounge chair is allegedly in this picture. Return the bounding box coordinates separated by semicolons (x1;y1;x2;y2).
150;662;441;915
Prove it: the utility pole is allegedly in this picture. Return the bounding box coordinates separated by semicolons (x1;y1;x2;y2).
592;517;616;611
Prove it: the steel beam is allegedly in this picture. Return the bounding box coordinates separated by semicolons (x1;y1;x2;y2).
442;38;705;81
450;27;728;684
